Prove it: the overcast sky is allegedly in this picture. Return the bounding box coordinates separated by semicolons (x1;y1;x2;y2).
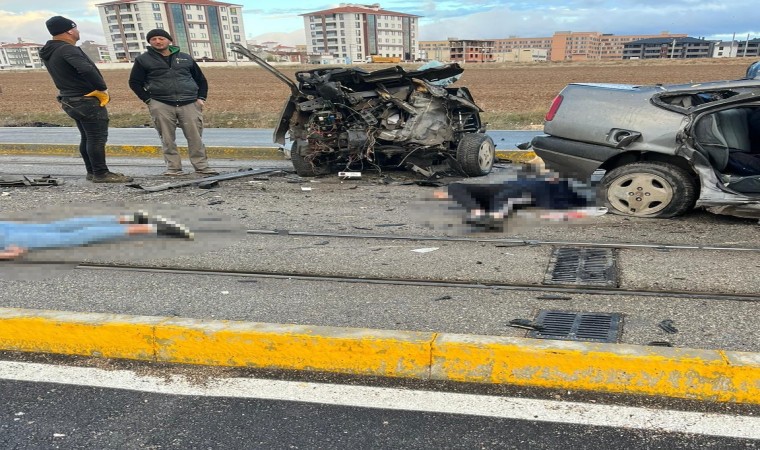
1;0;758;46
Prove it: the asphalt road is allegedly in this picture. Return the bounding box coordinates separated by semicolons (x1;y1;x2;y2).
2;360;758;449
0;127;542;150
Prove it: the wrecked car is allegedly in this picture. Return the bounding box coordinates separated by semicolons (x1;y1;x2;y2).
530;68;760;219
231;44;494;178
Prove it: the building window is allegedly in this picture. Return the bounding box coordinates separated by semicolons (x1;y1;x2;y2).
221;7;226;12
186;14;192;19
152;3;160;11
188;23;194;28
230;7;237;14
199;24;206;29
155;22;163;29
234;35;240;41
154;13;162;20
231;17;238;24
198;15;204;20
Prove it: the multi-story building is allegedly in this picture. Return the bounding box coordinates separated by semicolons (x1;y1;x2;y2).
0;41;43;68
493;36;554;58
493;48;548;63
95;0;246;63
487;31;690;62
623;37;715;59
418;40;449;61
448;38;494;63
80;40;112;63
549;31;689;61
301;3;419;63
711;38;760;58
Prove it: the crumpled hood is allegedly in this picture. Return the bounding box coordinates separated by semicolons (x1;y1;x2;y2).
39;40;69;61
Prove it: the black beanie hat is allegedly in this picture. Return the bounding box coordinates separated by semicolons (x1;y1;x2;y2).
46;16;77;36
146;29;173;43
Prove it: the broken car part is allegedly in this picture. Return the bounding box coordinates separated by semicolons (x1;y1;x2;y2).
0;175;63;186
658;319;679;334
127;168;282;192
231;43;495;178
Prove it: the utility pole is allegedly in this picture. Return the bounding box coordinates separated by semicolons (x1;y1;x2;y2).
743;33;750;57
670;38;676;58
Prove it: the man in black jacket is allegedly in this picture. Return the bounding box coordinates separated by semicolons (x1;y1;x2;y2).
128;29;217;176
39;16;133;183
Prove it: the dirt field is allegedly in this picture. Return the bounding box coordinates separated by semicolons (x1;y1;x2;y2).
0;57;754;129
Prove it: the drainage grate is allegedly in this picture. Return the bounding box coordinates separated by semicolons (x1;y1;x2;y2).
528;310;622;343
544;247;618;287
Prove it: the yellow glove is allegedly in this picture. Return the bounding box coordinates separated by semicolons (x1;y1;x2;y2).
85;90;110;107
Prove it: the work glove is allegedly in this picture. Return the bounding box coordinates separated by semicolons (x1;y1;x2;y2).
85;90;110;107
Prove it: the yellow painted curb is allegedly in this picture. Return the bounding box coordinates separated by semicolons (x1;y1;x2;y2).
496;150;536;162
431;334;760;404
3;307;756;403
0;144;283;160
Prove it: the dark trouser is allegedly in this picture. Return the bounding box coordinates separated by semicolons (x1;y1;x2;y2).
727;152;760;176
59;97;110;176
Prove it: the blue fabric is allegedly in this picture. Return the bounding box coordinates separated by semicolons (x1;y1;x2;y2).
0;215;129;250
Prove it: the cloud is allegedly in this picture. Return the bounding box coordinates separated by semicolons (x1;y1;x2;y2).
0;10;106;44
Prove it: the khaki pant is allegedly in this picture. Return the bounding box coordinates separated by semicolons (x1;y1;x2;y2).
148;100;210;172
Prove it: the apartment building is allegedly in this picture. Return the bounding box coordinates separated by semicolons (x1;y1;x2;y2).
301;3;419;63
0;42;43;68
95;0;246;62
623;37;715;59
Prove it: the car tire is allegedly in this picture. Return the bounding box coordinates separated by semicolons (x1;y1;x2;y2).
290;141;330;177
456;134;495;176
599;161;697;218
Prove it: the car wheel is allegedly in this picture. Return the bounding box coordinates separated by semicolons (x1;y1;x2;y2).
290;141;331;177
456;134;495;176
599;161;697;218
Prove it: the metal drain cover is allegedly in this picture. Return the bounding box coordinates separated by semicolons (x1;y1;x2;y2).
544;247;618;287
528;310;622;343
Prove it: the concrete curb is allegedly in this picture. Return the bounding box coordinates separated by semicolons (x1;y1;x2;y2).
1;307;758;404
0;144;536;163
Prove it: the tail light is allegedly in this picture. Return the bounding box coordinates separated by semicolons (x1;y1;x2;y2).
545;95;564;122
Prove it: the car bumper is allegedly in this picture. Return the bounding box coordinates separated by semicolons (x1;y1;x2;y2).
531;135;620;181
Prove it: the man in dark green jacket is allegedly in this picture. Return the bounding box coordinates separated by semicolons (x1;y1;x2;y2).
40;15;133;183
128;29;217;176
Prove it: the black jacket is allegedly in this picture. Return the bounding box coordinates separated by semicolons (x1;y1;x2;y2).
39;40;107;97
128;46;208;106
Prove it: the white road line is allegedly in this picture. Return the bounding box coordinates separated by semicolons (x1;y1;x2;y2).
1;360;758;439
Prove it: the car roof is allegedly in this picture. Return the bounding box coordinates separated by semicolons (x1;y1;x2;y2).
571;79;760;93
